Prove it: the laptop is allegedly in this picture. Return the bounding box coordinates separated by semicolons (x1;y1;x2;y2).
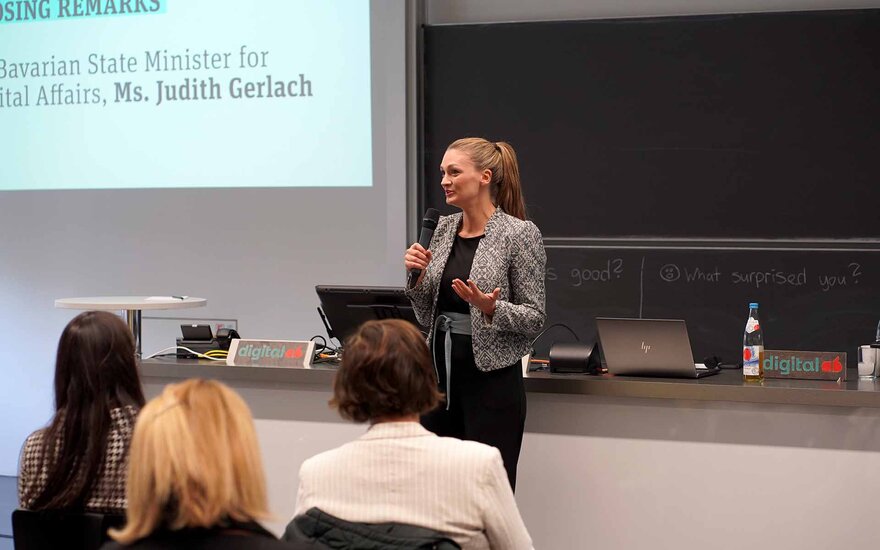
596;318;721;378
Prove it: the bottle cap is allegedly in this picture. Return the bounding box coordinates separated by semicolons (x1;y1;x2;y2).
749;302;759;308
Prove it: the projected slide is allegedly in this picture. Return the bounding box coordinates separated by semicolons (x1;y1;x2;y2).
0;0;372;190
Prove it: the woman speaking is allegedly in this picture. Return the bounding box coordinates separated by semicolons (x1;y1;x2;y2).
404;137;546;490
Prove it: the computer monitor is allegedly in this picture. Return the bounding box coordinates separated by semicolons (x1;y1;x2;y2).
315;285;421;345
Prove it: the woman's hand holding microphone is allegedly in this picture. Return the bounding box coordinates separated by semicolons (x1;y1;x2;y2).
405;243;432;288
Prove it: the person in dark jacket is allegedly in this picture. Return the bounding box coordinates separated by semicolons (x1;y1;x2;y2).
101;379;306;550
103;521;295;550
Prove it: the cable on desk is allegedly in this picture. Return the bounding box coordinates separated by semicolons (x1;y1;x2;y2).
142;346;227;362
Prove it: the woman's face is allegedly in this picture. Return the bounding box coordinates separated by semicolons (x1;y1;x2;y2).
439;148;491;209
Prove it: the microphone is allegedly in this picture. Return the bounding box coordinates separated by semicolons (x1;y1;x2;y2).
407;208;440;288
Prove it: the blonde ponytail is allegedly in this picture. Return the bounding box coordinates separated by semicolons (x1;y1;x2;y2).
447;137;528;220
493;141;526;220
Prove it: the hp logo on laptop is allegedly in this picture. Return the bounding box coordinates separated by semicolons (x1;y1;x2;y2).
641;341;652;354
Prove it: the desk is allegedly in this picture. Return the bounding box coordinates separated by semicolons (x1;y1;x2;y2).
139;359;880;549
55;296;206;357
140;358;880;408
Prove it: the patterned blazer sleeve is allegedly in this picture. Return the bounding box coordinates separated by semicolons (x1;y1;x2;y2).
17;433;39;508
404;272;435;329
18;434;46;510
487;221;546;336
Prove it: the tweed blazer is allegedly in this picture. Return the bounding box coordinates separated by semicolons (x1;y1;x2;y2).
406;207;546;371
18;405;138;513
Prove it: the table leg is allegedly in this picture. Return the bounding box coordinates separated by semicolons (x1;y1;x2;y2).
125;309;143;358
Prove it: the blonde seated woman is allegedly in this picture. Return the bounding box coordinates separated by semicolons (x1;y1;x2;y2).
289;319;533;550
101;379;307;550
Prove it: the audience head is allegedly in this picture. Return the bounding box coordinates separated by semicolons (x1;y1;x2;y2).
111;379;269;544
331;319;442;423
30;310;144;510
54;310;144;412
446;137;527;220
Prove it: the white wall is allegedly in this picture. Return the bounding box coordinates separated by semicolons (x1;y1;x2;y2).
517;393;880;550
0;0;409;475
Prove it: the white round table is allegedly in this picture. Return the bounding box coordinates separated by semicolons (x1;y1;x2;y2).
55;296;207;357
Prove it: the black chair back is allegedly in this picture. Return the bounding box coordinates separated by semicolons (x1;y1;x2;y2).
12;509;125;550
286;507;461;550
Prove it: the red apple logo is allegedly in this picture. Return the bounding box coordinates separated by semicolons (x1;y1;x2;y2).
743;348;752;361
820;357;843;373
293;346;304;359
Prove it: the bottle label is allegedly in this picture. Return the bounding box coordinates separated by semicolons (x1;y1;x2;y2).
743;345;763;376
745;317;760;334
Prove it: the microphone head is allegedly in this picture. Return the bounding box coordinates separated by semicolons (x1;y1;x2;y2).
423;208;440;230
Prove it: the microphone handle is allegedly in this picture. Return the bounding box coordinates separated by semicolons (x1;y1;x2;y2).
407;226;435;288
407;269;421;289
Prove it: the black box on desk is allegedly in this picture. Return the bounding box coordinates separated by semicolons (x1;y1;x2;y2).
176;338;222;359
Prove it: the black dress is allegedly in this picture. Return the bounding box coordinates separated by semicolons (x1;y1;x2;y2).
420;234;527;491
100;520;307;550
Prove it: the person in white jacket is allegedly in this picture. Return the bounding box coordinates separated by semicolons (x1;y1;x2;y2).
292;319;533;550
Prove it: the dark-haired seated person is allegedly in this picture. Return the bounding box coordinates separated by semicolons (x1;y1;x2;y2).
102;379;306;549
19;311;145;513
289;319;533;550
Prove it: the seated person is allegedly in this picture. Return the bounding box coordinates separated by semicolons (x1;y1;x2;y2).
103;379;306;549
19;310;145;513
290;319;534;550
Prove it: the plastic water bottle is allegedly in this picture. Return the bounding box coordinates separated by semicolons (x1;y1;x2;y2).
743;302;764;382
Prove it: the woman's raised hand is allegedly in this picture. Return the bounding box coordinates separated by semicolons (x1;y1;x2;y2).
451;278;500;317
